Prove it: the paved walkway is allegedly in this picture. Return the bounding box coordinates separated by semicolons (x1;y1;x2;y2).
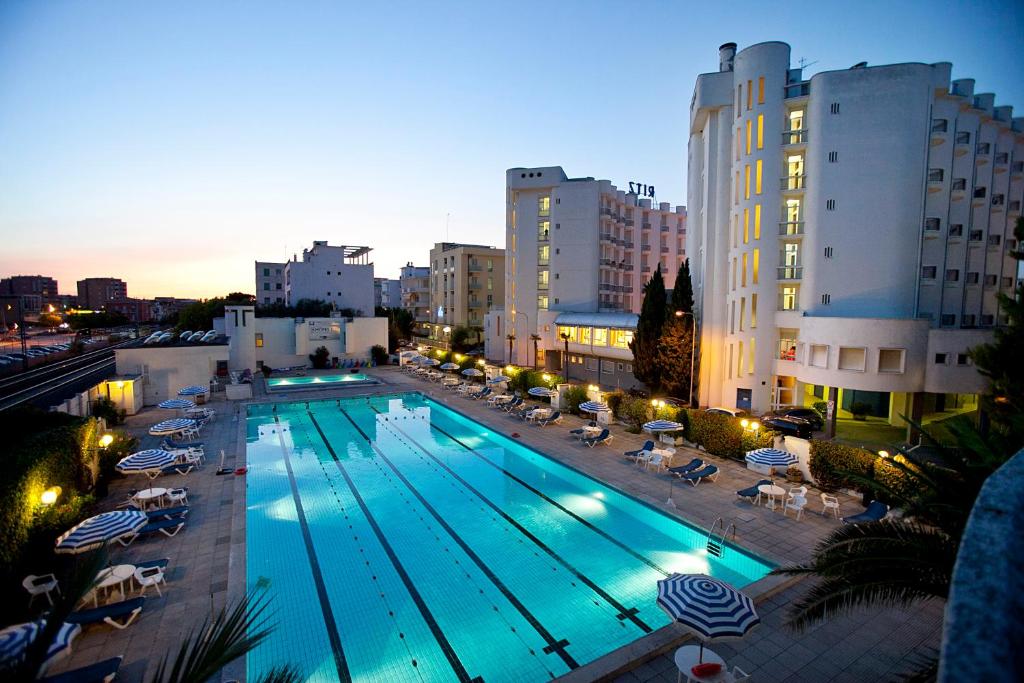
46;368;945;682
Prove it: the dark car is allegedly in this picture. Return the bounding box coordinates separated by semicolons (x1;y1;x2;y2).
764;406;824;430
761;416;813;439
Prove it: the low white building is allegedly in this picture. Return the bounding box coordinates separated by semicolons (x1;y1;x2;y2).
115;342;230;406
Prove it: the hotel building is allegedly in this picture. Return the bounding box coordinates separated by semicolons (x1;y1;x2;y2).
424;243;504;344
688;41;1022;424
254;241;375;315
489;166;687;389
374;278;401;309
76;277;128;310
400;263;430;323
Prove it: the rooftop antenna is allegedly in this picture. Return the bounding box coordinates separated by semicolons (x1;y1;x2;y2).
446;212;450;242
797;57;818;70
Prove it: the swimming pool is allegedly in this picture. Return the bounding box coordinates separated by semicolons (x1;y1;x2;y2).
266;373;377;390
245;393;772;682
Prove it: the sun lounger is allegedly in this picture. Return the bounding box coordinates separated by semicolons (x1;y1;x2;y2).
625;440;656;461
503;398;523;413
736;479;773;504
581;428;612;447
678;464;719;486
162;438;205;449
134;557;171;571
470;387;491;400
842;500;889;524
39;655;123;683
537;411;562;426
117;518;185;546
144;505;189;520
160;463;194;477
67;597;145;630
668;458;704;477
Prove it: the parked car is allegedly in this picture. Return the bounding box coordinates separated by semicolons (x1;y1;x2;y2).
763;406;824;430
761;415;814;439
706;406;748;418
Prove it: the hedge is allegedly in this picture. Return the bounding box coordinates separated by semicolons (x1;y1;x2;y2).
808;440;875;492
685;409;774;460
561;386;588;415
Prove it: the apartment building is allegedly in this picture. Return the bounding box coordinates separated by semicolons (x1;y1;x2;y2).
688;41;1022;424
426;243;504;342
373;278;401;309
399;263;430;323
0;275;60;310
490;166;687;388
254;242;375;315
77;278;127;309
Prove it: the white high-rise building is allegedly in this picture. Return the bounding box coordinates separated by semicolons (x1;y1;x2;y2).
489;166;687;388
254;241;375;315
688;41;1022;424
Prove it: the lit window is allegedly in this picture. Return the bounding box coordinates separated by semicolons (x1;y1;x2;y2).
743;208;749;243
538;196;550;217
738;340;745;375
727;344;733;379
538;244;550;265
610;329;633;348
730;300;735;333
751;293;757;328
538;220;550;239
579;326;592;344
754;204;761;240
593;328;608;346
255;333;264;348
749;338;756;373
757;114;763;149
744;165;750;199
537;295;549;310
753;249;759;284
557;325;577;342
739;297;746;331
781;286;798;310
755;160;762;195
741;253;748;287
746;119;752;155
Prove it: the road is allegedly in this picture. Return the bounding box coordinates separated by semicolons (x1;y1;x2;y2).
0;341;130;411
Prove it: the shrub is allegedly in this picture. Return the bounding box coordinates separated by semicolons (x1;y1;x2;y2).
812;401;828;421
606;391;627;417
91;397;125;426
561;386;588;415
370;344;389;366
685;409;774;460
619;396;651;433
850;401;871;421
309;346;331;369
873;454;921;504
261;365;273;377
808;440;875;492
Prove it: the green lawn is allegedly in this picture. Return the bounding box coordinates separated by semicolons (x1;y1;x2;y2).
833;418;907;451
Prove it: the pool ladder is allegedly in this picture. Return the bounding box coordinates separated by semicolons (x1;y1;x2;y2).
706;518;736;558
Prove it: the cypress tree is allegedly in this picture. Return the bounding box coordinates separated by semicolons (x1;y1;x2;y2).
630;265;667;391
658;259;697;402
668;259;694;317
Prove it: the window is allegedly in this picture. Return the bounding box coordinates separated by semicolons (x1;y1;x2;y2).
754;204;761;239
829;102;840;114
755;160;762;194
824;246;833;258
931;119;948;133
737;340;744;375
921;266;937;279
981;314;994;326
809;344;828;368
949;224;963;237
955;131;970;145
262;268;270;276
275;283;281;290
780;286;798;310
749;338;756;374
538;244;550;265
746;79;752;110
826;199;836;211
995;152;1008;165
751;293;757;328
969;230;983;242
961;315;976;327
745;119;752;155
952;178;967;191
255;333;264;348
610;329;632;348
927;168;944;182
537;294;548;310
752;249;759;283
593;328;608;346
578;326;592;344
731;258;737;290
924;218;940;232
263;296;269;303
945;269;959;282
988;234;1002;246
828;151;838;163
727;344;733;379
601;360;614;375
757;76;765;104
557;325;577;342
538;195;550;216
878;348;905;374
966;272;979;285
838;347;866;372
756;114;763;149
585;358;598;371
263;282;270;291
744;164;750;199
736;84;742;116
941;314;956;326
741;254;748;287
1003;276;1014;288
976;142;991;155
743;208;749;243
538;220;550;239
992;194;1005;207
1013;161;1024;173
730;300;735;333
934;353;948;364
957;353;970;366
984;274;997;287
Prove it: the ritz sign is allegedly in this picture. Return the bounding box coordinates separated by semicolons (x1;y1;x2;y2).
628;182;655;198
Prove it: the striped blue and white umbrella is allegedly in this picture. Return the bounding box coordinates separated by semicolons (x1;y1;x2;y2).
528;386;556;397
420;358;440;366
745;448;798;467
489;375;513;384
0;621;80;669
116;449;177;475
158;399;195;410
579;401;609;413
148;418;196;436
644;420;684;432
177;385;208;396
440;362;460;370
55;511;148;554
656;574;759;659
462;368;483;377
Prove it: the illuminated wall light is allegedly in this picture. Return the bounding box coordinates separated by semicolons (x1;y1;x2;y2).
99;434;114;448
40;486;62;506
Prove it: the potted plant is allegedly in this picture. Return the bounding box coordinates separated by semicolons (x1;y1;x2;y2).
786;465;804;483
850;401;871;421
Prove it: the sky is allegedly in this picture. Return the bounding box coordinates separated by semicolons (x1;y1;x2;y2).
1;1;1022;300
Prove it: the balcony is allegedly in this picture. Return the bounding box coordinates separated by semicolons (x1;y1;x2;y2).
641;243;651;251
781;175;806;191
785;82;810;98
468;280;483;290
777;294;800;311
468;261;483;271
538;258;549;267
537;231;549;243
623;241;634;249
600;232;613;241
778;221;804;236
625;219;635;227
660;246;670;253
777;266;803;280
536;281;549;291
778;338;799;362
642;222;651;229
661;225;670;232
783;129;808;145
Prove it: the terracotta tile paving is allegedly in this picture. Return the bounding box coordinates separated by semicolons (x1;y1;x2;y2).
45;367;945;682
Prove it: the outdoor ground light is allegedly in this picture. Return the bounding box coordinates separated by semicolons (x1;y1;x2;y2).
476;359;485;366
878;450;890;459
40;486;62;506
99;434;114;448
542;373;551;382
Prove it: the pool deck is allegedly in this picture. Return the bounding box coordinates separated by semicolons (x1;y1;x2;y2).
47;367;945;682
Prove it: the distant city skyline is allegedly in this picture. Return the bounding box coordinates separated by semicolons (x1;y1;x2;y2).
1;1;1021;299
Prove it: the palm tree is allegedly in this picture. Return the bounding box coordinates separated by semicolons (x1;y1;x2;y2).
529;334;542;370
506;333;515;365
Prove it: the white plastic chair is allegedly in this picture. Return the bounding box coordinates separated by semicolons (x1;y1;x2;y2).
135;566;166;597
733;665;751;681
167;488;189;505
821;493;841;518
23;574;60;607
785;495;808;521
645;453;667;472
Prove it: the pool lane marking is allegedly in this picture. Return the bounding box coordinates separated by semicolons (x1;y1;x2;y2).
421;416;672;578
370;405;653;634
335;406;581;672
270;416;352;683
305;411;480;683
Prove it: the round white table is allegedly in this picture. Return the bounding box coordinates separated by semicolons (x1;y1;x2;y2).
134;487;168;509
94;564;136;605
674;645;728;683
758;484;787;510
580;425;603;438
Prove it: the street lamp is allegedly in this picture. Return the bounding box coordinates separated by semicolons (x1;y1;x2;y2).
674;310;697;407
443;326;451;353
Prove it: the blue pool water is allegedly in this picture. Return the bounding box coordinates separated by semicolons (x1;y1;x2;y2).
245;393;772;682
267;373;376;390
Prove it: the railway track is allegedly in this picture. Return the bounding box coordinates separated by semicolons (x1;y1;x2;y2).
0;341;131;411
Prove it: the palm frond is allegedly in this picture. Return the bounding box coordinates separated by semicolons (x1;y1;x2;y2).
253;664;305;683
147;589;283;683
